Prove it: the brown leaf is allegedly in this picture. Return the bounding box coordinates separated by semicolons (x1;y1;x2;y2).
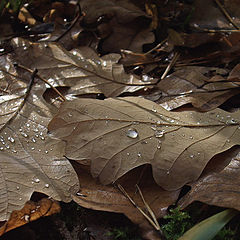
11;38;155;98
72;163;179;238
153;66;240;111
48;97;240;191
0;198;60;236
0;53;78;221
79;0;154;53
179;146;240;211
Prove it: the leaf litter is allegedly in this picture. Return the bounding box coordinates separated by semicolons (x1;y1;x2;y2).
2;0;240;238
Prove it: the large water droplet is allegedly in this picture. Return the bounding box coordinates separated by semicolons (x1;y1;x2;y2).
126;128;138;139
21;132;28;138
8;137;15;143
137;152;142;157
33;178;40;183
45;183;49;188
155;130;164;138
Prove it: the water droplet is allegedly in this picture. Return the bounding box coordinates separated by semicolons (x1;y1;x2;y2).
8;137;15;143
151;108;157;113
155;130;164;138
68;113;73;117
45;150;48;154
72;50;77;55
102;61;107;67
21;132;28;138
33;129;39;133
16;186;20;190
190;154;194;158
167;171;170;175
126;128;138;139
141;140;148;144
45;183;49;188
226;139;230;143
189;136;193;139
19;197;22;201
156;120;161;125
31;147;35;150
142;74;152;82
0;147;4;151
12;149;17;153
34;178;40;183
35;134;39;138
137;152;141;157
26;123;30;127
151;125;157;131
157;140;161;149
24;215;30;222
126;152;130;156
5;145;9;149
38;149;41;152
40;136;45;140
170;119;175;123
31;138;36;143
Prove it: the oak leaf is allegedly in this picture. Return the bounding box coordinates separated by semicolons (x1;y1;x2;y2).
48;97;240;190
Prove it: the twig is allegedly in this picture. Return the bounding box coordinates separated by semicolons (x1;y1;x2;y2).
1;68;38;130
144;38;168;55
117;184;161;232
16;64;66;102
136;185;162;234
215;0;240;30
161;52;179;80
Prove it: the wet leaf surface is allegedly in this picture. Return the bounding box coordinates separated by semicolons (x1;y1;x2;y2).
0;198;60;236
10;38;155;98
179;146;240;211
0;53;78;221
48;97;240;190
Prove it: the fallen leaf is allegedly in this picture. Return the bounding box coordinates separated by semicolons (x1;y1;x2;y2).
0;198;60;236
153;66;240;111
179;146;240;211
10;38;155;98
0;52;78;221
72;163;179;239
48;97;240;191
79;0;154;53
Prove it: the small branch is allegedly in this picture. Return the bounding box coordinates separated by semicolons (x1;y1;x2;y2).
161;52;179;80
1;67;38;130
136;185;162;234
215;0;240;30
144;38;168;55
117;184;162;233
16;64;66;102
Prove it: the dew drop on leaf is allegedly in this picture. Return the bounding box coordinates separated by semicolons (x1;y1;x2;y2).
155;130;164;138
126;128;138;139
8;137;15;143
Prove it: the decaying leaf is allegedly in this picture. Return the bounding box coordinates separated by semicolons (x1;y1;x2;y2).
0;54;78;221
179;146;240;211
10;38;155;98
79;0;154;53
72;164;179;239
152;66;240;111
0;198;60;236
48;97;240;191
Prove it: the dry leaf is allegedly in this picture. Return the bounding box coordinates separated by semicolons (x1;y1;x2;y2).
0;198;60;236
10;38;155;98
179;146;240;210
0;53;78;221
72;163;179;239
48;97;240;191
80;0;154;53
152;66;240;111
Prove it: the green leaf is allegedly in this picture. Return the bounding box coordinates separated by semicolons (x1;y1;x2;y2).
178;209;238;240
